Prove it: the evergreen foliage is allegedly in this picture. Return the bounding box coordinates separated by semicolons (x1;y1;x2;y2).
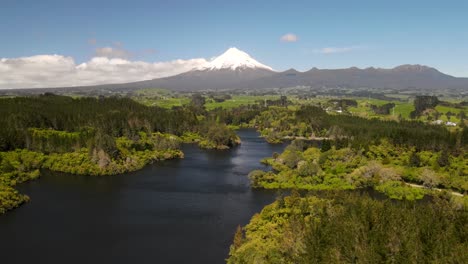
228;192;468;264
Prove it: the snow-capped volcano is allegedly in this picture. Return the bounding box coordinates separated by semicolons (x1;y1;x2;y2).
126;47;276;91
66;47;466;92
199;47;274;71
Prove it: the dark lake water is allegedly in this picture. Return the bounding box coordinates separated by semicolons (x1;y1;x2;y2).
0;129;287;264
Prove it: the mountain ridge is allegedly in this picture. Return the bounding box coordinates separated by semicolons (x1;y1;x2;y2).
2;48;467;92
132;60;466;91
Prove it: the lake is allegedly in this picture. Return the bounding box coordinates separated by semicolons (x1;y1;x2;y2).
0;129;287;264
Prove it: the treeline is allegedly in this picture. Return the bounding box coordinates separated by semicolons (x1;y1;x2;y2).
256;105;466;151
0;94;199;151
27;127;95;154
370;103;395;115
208;104;266;126
326;114;461;151
327;99;358;110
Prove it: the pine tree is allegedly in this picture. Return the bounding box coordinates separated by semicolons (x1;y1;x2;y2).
437;150;450;167
321;140;331;152
232;225;243;250
409;152;421;167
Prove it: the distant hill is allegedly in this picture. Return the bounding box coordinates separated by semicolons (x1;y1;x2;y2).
3;48;468;93
105;49;467;92
237;64;468;91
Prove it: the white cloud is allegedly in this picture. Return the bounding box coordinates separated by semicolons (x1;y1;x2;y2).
280;33;298;42
0;55;208;89
314;46;359;54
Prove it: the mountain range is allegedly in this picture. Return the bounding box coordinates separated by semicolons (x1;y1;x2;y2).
5;47;468;93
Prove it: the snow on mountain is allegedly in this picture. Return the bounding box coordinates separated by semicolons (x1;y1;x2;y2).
198;47;274;71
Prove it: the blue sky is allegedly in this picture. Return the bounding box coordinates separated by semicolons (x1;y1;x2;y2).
1;0;468;77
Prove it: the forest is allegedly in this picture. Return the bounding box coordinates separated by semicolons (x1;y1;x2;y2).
1;92;467;264
227;192;468;263
0;94;240;214
253;104;466;151
246;102;467;202
226;96;467;263
250;139;467;200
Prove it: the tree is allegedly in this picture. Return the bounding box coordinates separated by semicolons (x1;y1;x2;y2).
413;96;439;116
297;161;320;177
232;225;244;250
321;140;331;152
203;123;238;147
458;111;466;122
189;93;206;114
248;170;266;188
420;168;440;189
370;103;395;115
409;152;421;167
446;111;454;121
436;150;450;167
280;96;288;107
190;93;205;107
282;150;302;168
93;132;119;159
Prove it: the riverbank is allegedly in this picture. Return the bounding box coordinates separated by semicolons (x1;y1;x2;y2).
249;140;467;203
0;147;183;214
0;129;287;264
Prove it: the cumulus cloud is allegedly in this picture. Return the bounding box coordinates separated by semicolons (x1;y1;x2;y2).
314;46;359;54
0;55;208;89
280;33;298;42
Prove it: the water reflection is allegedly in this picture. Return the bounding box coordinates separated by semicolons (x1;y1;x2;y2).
0;129;287;264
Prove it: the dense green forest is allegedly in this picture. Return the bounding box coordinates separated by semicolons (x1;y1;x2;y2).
226;99;467;263
0;94;241;214
251;139;467;199
253;105;466;151
1;94;200;150
228;192;468;263
1;93;467;264
247;104;467;203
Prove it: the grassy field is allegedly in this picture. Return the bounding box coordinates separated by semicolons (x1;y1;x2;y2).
133;89;282;109
205;95;280;110
433;105;468;123
347;98;414;119
138;95;282;109
131;89;467;126
385;93;412;100
135;88;172;96
152;97;190;108
347;98;467;124
132;88;189;108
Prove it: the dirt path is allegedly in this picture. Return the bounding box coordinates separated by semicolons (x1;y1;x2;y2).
406;183;464;197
